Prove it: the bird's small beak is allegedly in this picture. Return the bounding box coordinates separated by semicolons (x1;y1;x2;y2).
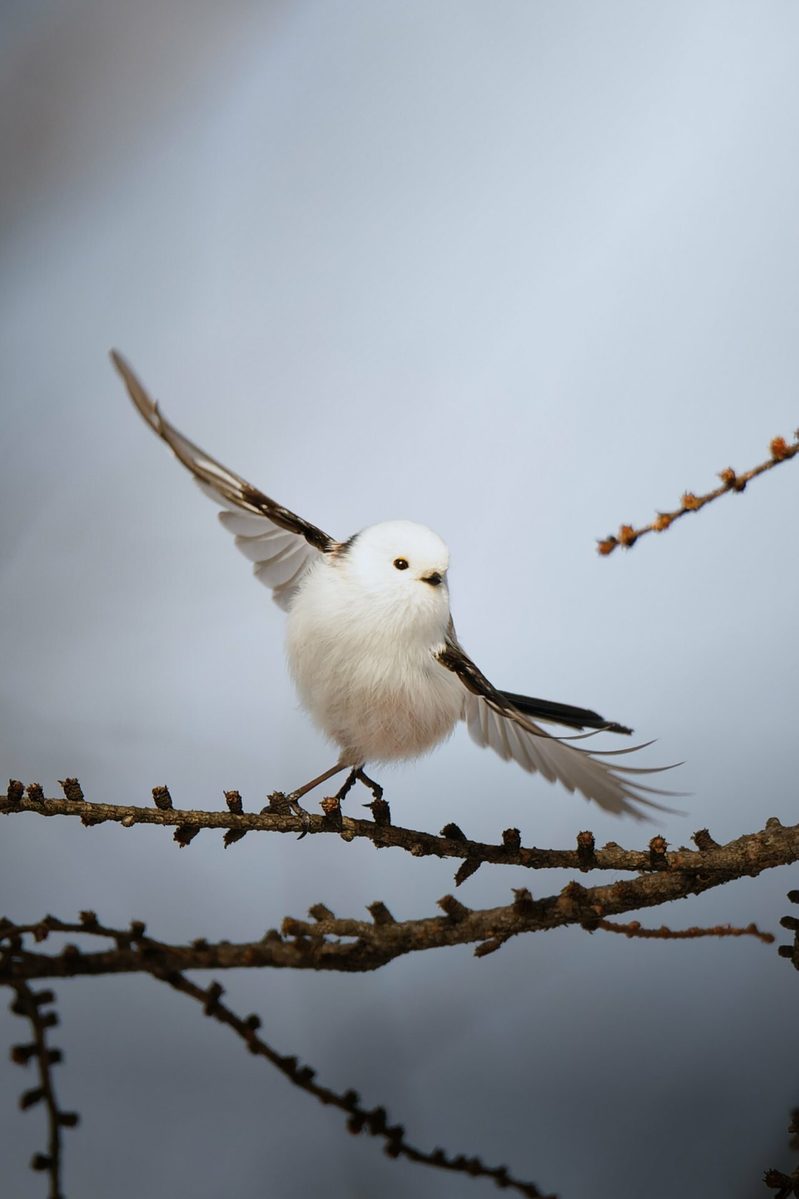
422;572;443;587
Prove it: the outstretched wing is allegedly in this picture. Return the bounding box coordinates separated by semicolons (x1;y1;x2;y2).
436;638;680;819
111;351;335;610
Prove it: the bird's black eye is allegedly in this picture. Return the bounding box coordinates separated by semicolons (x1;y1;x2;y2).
393;557;409;571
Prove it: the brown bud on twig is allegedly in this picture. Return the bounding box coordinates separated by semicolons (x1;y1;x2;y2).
438;895;470;922
512;887;535;917
173;825;200;847
203;982;224;1014
454;858;482;887
151;786;173;810
576;830;596;870
224;790;243;814
474;937;507;958
320;795;342;824
693;828;720;852
649;835;668;868
440;822;467;841
11;1043;38;1065
223;829;247;848
367;902;396;925
264;791;290;814
502;828;522;852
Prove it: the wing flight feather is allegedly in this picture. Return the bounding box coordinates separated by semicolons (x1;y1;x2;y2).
111;351;335;610
437;637;681;819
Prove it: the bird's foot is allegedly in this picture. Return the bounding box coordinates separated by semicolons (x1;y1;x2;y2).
356;768;384;802
285;793;312;840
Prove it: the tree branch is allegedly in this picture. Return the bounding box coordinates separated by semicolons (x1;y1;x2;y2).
1;920;552;1198
596;431;799;555
1;810;786;982
5;782;795;888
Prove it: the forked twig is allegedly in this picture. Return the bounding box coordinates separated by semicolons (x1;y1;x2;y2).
1;919;550;1199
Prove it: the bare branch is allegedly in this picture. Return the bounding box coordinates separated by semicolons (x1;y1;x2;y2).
1;811;785;982
1;918;551;1197
5;782;796;887
596;431;799;555
151;968;553;1199
8;981;79;1199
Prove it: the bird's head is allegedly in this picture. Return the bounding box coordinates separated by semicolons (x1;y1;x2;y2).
344;520;450;619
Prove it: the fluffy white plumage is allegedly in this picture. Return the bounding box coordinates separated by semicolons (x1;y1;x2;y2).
112;351;678;819
288;521;463;764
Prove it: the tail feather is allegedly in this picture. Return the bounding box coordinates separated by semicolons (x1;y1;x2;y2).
499;691;633;736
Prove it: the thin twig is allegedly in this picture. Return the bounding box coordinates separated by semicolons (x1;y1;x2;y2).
8;981;78;1199
590;918;774;943
597;431;799;555
761;895;799;1196
152;968;553;1199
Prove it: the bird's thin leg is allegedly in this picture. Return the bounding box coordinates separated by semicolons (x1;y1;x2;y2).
333;768;360;803
288;763;349;803
355;766;384;802
286;763;349;837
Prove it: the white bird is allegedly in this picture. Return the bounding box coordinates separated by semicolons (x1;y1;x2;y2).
111;351;678;822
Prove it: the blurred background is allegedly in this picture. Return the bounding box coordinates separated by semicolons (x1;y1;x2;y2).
2;3;798;1196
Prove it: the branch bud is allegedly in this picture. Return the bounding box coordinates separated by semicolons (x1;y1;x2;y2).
152;786;173;810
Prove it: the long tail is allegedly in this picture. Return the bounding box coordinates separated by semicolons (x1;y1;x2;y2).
498;691;632;735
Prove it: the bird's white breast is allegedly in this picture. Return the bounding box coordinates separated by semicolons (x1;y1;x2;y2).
285;557;464;764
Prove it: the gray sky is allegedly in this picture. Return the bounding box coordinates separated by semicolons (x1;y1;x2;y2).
2;3;799;1196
